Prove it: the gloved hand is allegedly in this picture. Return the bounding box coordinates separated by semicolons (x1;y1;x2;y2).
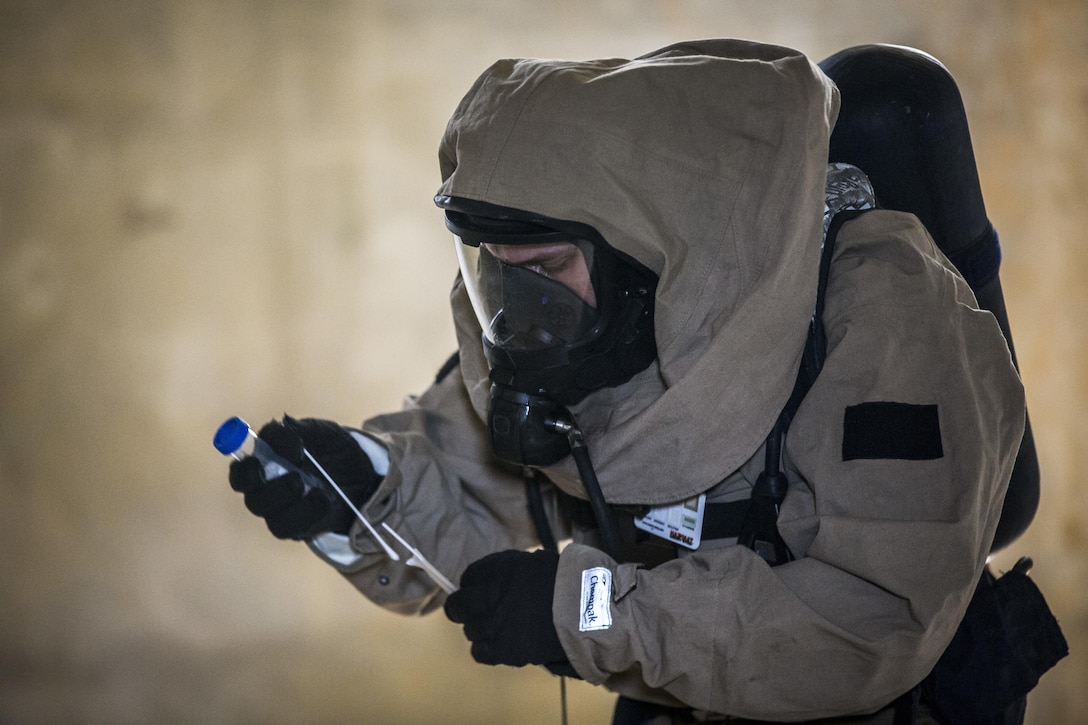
228;415;382;540
444;549;572;673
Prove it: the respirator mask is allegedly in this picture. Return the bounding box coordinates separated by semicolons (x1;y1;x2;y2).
437;196;658;467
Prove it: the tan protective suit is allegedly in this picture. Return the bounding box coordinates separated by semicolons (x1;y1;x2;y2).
316;40;1026;721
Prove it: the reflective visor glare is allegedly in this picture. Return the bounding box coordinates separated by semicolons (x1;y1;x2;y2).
454;237;600;352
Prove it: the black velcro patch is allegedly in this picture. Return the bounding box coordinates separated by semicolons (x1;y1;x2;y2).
842;402;943;461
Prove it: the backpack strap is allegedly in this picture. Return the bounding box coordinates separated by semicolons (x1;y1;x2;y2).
732;209;868;564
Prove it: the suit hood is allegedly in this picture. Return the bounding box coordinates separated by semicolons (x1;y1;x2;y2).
438;39;839;504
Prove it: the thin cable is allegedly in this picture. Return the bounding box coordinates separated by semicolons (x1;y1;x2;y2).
560;674;568;725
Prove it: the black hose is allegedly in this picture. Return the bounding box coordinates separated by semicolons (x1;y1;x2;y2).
548;416;625;563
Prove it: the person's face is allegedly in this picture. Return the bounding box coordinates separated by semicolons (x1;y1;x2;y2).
483;241;596;307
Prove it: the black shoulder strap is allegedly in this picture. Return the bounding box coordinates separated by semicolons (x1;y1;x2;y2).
782;208;866;426
732;210;868;562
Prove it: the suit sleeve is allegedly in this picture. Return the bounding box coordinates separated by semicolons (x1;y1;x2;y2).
309;292;571;616
552;211;1026;720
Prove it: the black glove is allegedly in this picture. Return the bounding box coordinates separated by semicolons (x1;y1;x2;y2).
444;549;572;673
228;415;381;540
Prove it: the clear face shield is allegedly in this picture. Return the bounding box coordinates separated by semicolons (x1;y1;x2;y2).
440;200;657;467
455;236;602;355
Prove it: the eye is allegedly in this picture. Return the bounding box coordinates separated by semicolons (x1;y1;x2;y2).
536;250;580;278
537;246;587;274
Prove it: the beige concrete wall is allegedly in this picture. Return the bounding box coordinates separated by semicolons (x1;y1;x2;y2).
1;1;1084;722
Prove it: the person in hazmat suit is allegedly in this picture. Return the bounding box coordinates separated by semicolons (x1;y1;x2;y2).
227;39;1033;723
